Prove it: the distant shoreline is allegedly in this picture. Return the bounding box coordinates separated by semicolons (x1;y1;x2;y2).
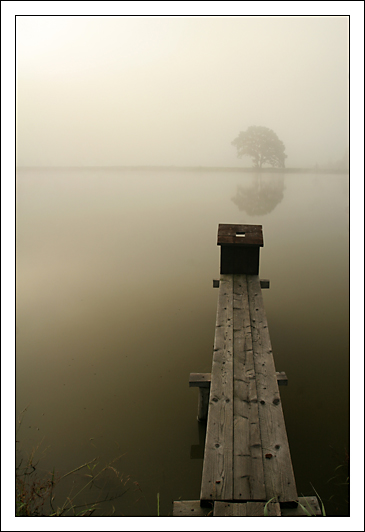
16;165;348;174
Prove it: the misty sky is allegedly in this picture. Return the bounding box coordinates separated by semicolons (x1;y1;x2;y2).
16;16;349;168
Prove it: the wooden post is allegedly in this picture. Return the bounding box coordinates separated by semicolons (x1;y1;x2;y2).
197;388;210;422
276;371;288;386
189;373;211;422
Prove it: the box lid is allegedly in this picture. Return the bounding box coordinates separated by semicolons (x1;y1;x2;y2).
217;224;263;247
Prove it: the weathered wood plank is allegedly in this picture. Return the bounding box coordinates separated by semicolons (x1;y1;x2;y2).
189;373;211;387
213;278;270;289
200;274;234;503
213;501;247;516
276;371;288;386
217;224;263;246
214;501;280;516
260;279;270;289
233;275;266;500
247;275;297;503
246;501;281;516
281;496;321;516
172;497;320;517
233;274;250;500
246;347;267;499
265;502;281;516
172;500;212;517
189;371;286;388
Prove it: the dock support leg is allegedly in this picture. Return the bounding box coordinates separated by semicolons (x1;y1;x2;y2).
197;387;210;422
189;373;211;422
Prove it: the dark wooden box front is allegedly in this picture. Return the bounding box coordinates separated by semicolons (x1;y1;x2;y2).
220;245;260;274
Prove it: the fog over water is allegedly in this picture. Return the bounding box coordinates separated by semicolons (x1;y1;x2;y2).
16;167;349;517
10;9;359;523
16;16;348;168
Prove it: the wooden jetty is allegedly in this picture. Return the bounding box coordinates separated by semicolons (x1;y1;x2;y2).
173;224;321;517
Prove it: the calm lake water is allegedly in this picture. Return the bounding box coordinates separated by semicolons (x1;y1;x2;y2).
16;167;349;516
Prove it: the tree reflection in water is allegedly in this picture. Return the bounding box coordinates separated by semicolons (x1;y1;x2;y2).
231;174;285;216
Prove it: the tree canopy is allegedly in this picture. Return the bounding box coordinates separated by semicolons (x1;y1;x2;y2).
232;126;287;168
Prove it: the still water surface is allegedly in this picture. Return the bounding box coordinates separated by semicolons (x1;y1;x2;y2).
16;167;349;516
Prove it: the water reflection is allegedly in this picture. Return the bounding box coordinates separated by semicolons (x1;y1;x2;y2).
190;422;206;460
231;174;285;215
16;168;349;516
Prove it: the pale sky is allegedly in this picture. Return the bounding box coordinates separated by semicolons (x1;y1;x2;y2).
16;15;349;168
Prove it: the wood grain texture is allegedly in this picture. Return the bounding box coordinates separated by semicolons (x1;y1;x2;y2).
189;373;211;388
213;501;280;516
189;372;286;388
233;275;265;500
172;500;212;517
276;371;288;386
246;501;281;516
247;275;297;503
213;501;247;516
281;496;321;516
200;273;297;506
200;274;234;503
217;224;263;246
171;497;320;517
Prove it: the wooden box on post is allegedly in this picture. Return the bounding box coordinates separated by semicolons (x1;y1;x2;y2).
217;224;263;275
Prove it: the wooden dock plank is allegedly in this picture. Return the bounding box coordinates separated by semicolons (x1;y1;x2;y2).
200;274;234;503
213;501;281;516
200;272;297;506
246;501;281;516
213;501;247;516
247;275;297;503
233;275;266;500
189;373;211;387
281;496;321;516
173;226;310;515
246;345;267;499
172;497;321;517
232;274;250;499
172;501;212;517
